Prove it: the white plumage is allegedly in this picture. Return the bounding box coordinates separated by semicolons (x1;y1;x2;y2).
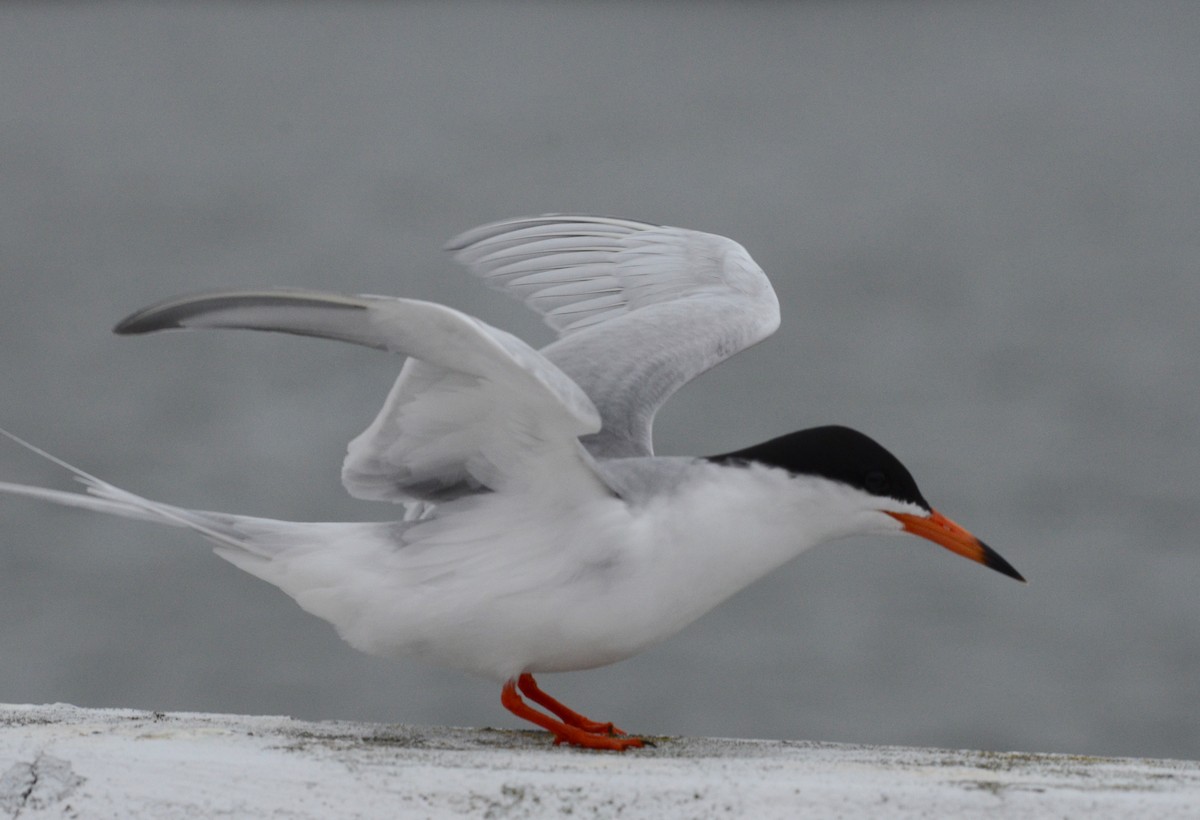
0;214;1020;751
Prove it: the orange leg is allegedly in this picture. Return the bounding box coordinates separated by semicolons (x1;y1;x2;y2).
501;676;645;751
517;673;628;736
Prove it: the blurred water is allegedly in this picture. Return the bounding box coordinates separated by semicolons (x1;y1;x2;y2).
1;2;1198;761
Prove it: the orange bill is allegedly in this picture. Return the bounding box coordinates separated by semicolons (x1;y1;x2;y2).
886;509;1025;582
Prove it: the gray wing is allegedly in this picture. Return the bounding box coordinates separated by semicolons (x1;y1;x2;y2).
446;215;780;457
115;290;608;504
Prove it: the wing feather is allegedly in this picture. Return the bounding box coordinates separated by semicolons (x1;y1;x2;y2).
447;215;780;456
113;211;780;504
115;290;607;504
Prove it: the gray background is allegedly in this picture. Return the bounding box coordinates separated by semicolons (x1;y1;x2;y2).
2;2;1198;761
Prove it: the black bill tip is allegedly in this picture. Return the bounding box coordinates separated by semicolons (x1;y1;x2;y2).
979;540;1026;583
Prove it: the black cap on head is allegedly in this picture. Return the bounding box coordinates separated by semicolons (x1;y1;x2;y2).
707;425;931;510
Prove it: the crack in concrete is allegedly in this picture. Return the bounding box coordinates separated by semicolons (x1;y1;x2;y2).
0;754;84;818
0;758;36;818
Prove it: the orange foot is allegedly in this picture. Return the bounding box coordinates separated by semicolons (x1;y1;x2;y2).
501;674;646;751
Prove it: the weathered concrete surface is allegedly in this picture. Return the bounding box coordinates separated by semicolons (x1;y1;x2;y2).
1;703;1197;818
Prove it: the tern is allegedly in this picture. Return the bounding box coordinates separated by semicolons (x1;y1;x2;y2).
0;215;1023;751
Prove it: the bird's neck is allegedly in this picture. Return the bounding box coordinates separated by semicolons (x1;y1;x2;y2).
602;459;863;636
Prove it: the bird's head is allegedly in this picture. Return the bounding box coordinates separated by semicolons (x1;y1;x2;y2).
708;425;1025;582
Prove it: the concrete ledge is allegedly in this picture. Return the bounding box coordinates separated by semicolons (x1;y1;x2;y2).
1;703;1197;818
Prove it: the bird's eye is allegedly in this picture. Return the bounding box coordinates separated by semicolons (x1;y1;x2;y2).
863;470;889;495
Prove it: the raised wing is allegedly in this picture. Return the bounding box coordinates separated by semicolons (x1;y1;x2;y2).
115;290;608;504
446;215;780;457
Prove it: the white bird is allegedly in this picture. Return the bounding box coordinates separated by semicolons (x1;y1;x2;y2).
0;214;1023;751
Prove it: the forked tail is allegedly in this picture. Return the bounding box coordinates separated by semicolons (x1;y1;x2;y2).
0;427;275;558
1;427;430;656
